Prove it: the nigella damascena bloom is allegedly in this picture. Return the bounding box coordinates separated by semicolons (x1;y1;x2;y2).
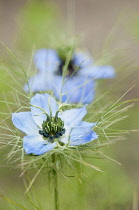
24;49;115;104
12;93;98;155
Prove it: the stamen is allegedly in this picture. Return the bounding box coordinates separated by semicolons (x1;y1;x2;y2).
39;114;66;141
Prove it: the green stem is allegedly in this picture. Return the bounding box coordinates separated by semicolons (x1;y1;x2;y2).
52;153;59;210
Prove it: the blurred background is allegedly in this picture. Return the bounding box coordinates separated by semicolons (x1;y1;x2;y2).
0;0;139;209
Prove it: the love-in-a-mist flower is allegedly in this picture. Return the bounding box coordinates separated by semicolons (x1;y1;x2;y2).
24;49;115;104
12;93;98;155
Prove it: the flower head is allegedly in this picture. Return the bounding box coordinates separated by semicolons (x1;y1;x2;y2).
12;93;98;155
24;49;115;104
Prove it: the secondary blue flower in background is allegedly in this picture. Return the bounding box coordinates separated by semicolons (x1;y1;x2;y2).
12;93;98;155
24;49;115;104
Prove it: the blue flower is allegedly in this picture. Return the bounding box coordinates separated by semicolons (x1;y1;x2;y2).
24;49;115;104
12;93;98;155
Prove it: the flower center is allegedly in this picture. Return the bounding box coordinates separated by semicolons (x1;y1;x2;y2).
56;47;78;77
57;59;76;76
39;115;66;140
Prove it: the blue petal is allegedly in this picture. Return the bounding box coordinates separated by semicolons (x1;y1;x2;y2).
23;135;57;155
69;77;95;104
79;65;115;79
61;106;87;127
70;126;92;139
54;76;95;104
72;51;93;68
31;93;58;128
24;72;47;92
34;49;60;73
24;72;56;93
78;121;96;128
69;131;98;146
70;121;96;140
12;112;39;135
96;65;115;79
80;88;95;104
